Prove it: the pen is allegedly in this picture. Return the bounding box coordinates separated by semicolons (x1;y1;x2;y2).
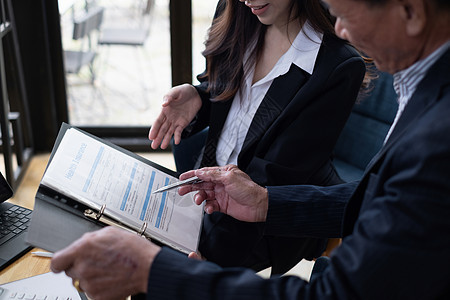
31;251;54;258
152;176;203;194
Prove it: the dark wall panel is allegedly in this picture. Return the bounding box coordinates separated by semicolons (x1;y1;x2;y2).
12;0;68;152
170;0;192;86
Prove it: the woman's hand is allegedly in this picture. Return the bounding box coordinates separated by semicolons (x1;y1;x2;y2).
178;165;269;223
149;84;202;149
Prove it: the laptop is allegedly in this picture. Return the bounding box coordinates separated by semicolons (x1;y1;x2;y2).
0;172;32;271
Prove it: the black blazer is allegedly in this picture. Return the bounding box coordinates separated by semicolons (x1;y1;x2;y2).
191;32;365;187
184;0;365;189
146;49;450;300
176;0;366;276
189;31;366;274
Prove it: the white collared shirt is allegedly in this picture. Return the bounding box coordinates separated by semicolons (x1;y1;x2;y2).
215;22;323;166
384;40;450;144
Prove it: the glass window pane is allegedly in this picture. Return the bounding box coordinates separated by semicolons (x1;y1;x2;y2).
61;0;216;127
61;0;170;126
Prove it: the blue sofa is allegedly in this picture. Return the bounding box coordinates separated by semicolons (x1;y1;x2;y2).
333;72;398;182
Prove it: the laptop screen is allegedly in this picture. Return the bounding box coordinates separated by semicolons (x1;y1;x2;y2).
0;172;13;202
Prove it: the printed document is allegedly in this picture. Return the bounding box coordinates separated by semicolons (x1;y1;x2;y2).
40;128;204;254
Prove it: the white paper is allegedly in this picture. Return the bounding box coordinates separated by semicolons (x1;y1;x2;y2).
0;272;82;300
41;128;203;254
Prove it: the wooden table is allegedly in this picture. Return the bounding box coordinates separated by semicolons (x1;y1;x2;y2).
0;248;52;284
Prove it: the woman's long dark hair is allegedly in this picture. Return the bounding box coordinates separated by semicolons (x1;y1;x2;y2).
200;0;335;101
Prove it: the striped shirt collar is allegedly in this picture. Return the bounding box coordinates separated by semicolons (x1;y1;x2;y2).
393;40;450;107
384;40;450;143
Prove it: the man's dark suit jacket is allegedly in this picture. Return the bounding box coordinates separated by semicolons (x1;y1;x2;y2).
190;32;365;274
147;49;450;299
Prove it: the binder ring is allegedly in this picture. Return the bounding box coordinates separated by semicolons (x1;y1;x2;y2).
138;222;148;236
96;204;106;220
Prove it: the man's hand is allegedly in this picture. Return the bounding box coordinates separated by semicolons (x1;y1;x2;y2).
149;84;202;149
51;227;161;300
178;165;269;222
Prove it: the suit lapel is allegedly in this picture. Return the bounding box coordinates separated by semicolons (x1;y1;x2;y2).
342;49;450;236
365;50;450;173
362;90;435;173
238;65;308;164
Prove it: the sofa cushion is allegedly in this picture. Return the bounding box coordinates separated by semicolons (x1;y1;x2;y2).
333;72;398;182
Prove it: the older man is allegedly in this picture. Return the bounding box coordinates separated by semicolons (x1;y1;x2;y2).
51;0;450;299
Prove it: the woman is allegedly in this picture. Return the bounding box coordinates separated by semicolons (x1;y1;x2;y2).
149;0;366;275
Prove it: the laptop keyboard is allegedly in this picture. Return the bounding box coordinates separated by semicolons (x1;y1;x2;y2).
0;205;31;246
